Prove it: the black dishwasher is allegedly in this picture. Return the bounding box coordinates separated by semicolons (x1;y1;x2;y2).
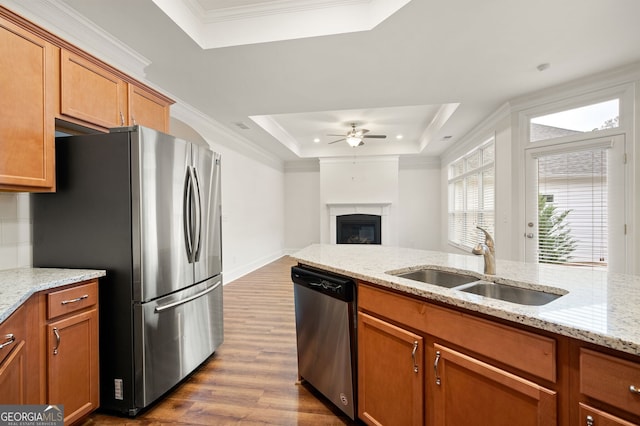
291;265;357;420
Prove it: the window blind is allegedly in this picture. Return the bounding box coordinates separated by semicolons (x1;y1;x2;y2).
448;140;495;250
537;148;607;268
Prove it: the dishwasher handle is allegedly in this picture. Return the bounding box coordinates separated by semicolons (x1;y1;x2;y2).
291;265;354;302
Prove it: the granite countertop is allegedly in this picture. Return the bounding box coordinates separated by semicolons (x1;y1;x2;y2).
291;244;640;356
0;267;107;323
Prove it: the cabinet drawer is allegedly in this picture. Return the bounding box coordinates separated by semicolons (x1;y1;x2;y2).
47;280;98;319
0;305;26;366
426;304;556;383
580;348;640;415
358;282;429;327
358;282;557;383
579;403;637;426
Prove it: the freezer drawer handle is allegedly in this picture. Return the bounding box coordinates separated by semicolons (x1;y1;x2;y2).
61;294;89;305
0;334;15;350
154;281;221;313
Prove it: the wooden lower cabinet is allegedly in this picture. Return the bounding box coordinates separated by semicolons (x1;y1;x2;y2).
0;305;28;404
429;343;557;426
579;403;638;426
358;312;424;426
45;280;100;425
47;309;99;424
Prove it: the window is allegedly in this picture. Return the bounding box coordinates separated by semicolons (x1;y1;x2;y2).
529;99;619;143
448;139;495;250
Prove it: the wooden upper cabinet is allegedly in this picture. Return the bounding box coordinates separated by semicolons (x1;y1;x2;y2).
128;83;172;133
0;11;56;191
59;49;127;129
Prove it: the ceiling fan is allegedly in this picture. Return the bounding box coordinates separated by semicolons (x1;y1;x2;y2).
328;123;387;147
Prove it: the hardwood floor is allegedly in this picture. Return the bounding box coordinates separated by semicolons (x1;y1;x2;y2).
81;256;356;425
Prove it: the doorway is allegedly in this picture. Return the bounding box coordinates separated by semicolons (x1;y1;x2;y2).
524;135;626;272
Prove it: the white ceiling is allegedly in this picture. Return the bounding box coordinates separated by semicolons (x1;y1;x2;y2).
19;0;640;162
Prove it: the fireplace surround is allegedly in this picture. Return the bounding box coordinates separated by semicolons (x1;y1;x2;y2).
326;202;391;245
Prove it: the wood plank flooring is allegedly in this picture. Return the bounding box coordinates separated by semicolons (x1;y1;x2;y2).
81;256;356;425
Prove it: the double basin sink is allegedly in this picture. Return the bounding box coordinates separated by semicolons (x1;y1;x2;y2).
389;268;563;306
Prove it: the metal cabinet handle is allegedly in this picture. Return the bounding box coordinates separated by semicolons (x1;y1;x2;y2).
0;334;15;350
53;327;60;355
61;294;88;305
119;111;125;126
586;415;594;426
434;350;441;385
631;385;640;395
411;341;419;373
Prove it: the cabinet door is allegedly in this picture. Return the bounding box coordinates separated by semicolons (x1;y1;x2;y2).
47;309;99;425
0;13;56;191
0;307;28;405
430;343;556;426
579;403;638;426
60;49;126;129
358;312;424;426
128;83;171;132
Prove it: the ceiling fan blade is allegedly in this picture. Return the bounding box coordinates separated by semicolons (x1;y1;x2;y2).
363;135;387;139
328;138;345;144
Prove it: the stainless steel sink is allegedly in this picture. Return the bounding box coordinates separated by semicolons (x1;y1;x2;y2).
392;268;479;288
460;282;562;306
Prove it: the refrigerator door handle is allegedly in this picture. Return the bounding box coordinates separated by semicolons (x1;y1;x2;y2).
183;166;194;262
154;280;222;313
192;167;203;262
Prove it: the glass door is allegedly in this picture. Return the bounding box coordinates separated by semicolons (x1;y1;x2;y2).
524;135;627;273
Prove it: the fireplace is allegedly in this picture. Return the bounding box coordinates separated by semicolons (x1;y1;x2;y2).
336;214;381;244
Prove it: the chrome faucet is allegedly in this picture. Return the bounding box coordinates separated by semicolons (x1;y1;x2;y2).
472;226;495;275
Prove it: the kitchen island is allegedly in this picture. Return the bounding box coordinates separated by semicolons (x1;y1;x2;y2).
291;244;640;426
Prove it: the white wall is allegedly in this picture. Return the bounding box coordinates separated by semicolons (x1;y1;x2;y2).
319;156;399;246
282;157;442;251
398;159;441;250
284;161;320;251
0;193;31;270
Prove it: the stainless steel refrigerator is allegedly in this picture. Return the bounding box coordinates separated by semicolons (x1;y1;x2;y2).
33;126;223;416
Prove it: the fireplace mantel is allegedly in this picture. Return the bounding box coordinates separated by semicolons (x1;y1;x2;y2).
327;202;392;245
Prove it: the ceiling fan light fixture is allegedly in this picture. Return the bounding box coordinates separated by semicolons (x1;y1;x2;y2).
346;135;362;147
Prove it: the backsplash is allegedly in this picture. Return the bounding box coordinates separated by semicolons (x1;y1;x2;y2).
0;193;32;270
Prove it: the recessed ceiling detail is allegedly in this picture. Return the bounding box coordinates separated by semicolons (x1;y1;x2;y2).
250;104;459;158
151;0;413;48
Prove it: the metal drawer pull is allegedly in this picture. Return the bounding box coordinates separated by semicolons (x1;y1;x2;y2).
411;341;419;373
53;327;60;355
630;385;640;395
434;350;441;385
61;294;89;305
586;415;594;426
155;281;221;313
0;334;15;350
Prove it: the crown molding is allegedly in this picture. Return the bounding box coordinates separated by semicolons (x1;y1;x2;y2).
152;0;411;48
170;100;285;171
2;0;150;80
